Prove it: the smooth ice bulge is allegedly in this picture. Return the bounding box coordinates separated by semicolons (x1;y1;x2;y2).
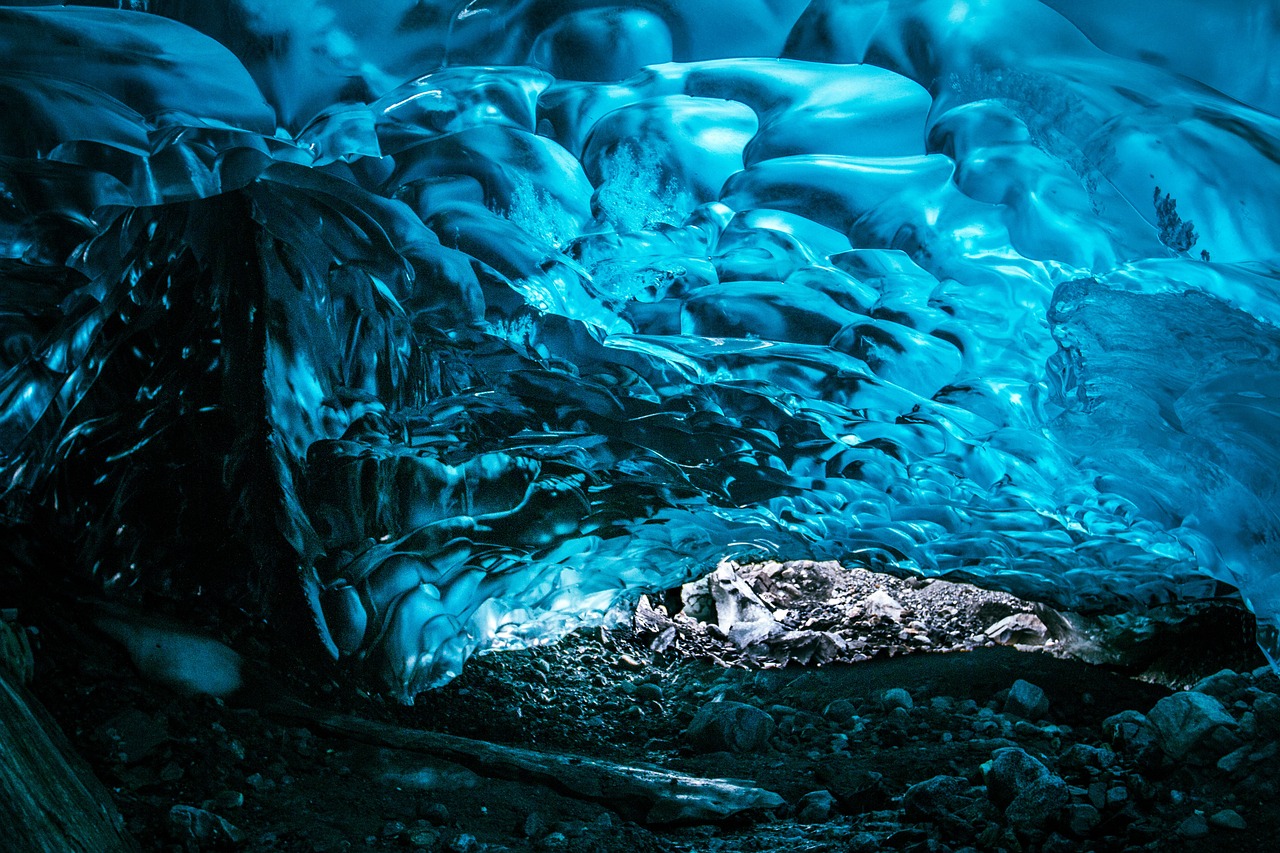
0;0;1277;699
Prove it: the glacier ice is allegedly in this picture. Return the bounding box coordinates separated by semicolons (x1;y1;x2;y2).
0;0;1278;699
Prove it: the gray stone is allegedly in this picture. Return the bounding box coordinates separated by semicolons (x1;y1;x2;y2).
902;775;977;827
881;688;913;711
168;805;244;849
823;699;857;725
1064;804;1101;836
1191;669;1246;700
1004;679;1050;720
795;789;837;823
1217;742;1253;775
1209;808;1247;830
685;700;775;754
1177;813;1210;839
1102;709;1157;756
1146;692;1236;760
984;747;1068;829
1058;743;1115;771
1252;693;1280;737
633;683;663;703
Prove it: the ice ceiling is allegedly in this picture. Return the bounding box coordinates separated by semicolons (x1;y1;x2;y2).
1;0;1278;699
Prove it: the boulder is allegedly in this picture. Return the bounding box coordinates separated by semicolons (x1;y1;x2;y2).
1176;813;1209;839
1064;803;1101;836
795;790;837;823
984;748;1068;829
1004;679;1049;720
881;688;913;711
902;774;980;831
1191;669;1246;700
1102;710;1156;753
1058;743;1115;771
685;701;775;754
863;590;904;622
1145;692;1236;761
822;699;857;725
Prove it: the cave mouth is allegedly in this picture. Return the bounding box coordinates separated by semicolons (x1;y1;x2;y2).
634;559;1266;690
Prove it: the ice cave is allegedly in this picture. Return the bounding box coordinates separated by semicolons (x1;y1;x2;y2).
1;1;1279;851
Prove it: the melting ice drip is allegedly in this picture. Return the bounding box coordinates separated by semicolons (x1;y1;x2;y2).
1;0;1278;700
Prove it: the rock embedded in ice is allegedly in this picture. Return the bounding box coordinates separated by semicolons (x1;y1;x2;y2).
93;613;242;699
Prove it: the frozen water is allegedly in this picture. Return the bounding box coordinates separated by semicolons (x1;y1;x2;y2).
0;1;1278;698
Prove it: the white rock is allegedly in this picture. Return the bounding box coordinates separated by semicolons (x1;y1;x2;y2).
863;590;904;622
709;563;775;629
984;613;1049;645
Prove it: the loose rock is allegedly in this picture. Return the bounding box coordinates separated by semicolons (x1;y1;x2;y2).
1145;692;1236;761
1004;679;1050;720
795;790;837;823
1177;813;1210;839
984;747;1068;829
1209;808;1247;830
685;701;775;754
168;805;244;850
863;590;904;622
984;613;1049;646
901;774;980;832
881;688;913;712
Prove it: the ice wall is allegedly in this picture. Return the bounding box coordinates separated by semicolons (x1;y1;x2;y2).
0;0;1277;698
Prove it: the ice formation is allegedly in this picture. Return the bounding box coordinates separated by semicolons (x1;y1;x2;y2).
0;0;1277;699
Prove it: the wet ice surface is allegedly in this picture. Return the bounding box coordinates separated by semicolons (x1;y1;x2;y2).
0;1;1278;698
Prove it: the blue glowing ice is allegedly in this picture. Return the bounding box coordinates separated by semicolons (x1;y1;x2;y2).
1;0;1277;698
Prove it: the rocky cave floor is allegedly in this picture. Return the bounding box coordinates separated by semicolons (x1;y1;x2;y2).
13;561;1280;853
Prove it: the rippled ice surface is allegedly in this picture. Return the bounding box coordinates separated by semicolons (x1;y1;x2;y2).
1;0;1278;698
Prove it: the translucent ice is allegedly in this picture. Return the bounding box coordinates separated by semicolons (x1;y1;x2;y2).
1;0;1278;698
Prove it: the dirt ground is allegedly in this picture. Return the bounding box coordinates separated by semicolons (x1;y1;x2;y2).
11;562;1280;853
